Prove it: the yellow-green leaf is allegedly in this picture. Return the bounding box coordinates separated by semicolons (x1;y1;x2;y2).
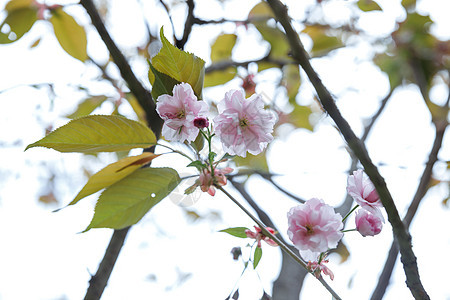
66;95;108;119
5;0;34;11
211;34;237;62
124;93;147;125
151;28;205;98
0;7;37;44
25;115;156;153
401;0;416;9
204;67;237;87
69;152;160;206
304;25;344;57
256;24;290;58
85;167;180;231
282;65;301;103
357;0;382;12
50;7;87;62
234;149;269;172
248;1;274;20
289;105;314;131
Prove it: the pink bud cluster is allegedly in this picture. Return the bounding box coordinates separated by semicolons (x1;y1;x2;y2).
245;226;278;248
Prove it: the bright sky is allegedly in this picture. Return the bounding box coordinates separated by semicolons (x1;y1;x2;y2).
0;0;448;299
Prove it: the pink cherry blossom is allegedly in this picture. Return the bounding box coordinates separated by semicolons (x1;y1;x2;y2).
198;166;233;196
307;259;335;280
156;83;208;142
355;209;383;237
213;89;275;157
347;169;384;221
287;198;343;254
245;226;278;248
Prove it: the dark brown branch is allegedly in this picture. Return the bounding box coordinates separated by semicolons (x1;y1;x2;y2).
80;1;164;300
80;0;162;138
84;227;130;300
175;0;195;50
371;110;448;300
265;0;429;299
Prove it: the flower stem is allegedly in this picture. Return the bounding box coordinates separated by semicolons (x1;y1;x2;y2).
342;204;359;223
217;186;342;300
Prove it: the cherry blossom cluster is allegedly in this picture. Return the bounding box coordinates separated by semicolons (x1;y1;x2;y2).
287;169;384;280
156;83;276;158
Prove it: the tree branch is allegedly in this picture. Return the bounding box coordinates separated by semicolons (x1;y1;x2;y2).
80;0;162;137
80;1;164;299
175;0;195;50
84;227;130;300
371;106;448;300
265;1;430;299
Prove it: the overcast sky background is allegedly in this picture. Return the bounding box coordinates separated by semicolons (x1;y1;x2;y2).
0;0;449;299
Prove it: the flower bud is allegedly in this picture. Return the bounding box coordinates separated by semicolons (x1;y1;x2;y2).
355;209;383;237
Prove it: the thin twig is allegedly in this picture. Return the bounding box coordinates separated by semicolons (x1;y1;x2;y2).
361;89;393;142
217;185;343;300
255;172;306;203
205;56;295;73
157;0;177;42
265;0;429;299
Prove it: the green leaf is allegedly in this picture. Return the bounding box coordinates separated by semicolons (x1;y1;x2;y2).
282;65;301;103
190;132;205;152
219;227;249;238
148;63;180;100
50;7;87;62
208;152;217;162
25;115;156;153
187;160;207;171
288;105;314;131
85;167;180;231
69;152;160;206
0;7;37;44
151;27;205;98
357;0;382;12
211;34;237;62
66;95;108;119
253;246;262;269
